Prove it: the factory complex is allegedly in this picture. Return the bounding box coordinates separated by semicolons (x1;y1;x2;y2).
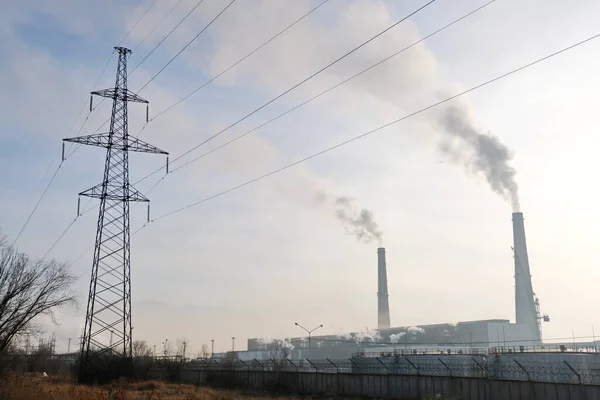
222;212;550;361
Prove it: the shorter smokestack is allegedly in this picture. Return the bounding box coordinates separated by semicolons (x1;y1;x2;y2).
377;247;391;329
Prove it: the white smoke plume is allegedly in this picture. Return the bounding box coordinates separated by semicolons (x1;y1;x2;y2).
353;327;382;343
436;102;520;212
337;327;382;344
256;337;271;347
407;326;426;335
336;332;353;341
275;339;295;351
389;332;406;344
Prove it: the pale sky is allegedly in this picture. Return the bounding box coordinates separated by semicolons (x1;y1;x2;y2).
2;0;600;355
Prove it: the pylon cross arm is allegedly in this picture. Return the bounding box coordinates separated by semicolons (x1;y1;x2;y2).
63;133;168;155
79;183;150;202
92;88;148;104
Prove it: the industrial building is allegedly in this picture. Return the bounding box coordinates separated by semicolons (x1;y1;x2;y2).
242;211;548;360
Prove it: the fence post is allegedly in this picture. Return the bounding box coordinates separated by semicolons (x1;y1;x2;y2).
403;356;419;374
376;357;391;397
270;358;280;372
238;359;250;370
437;358;452;377
376;357;389;373
327;358;339;373
306;358;319;372
238;359;250;386
252;359;261;370
326;359;340;395
404;356;420;398
564;361;582;384
513;359;531;381
471;357;488;376
287;358;298;372
349;358;360;372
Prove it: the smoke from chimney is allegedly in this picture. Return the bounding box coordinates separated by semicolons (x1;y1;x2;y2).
437;103;520;212
315;192;383;245
335;197;382;245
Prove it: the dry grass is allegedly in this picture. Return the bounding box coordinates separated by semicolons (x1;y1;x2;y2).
0;374;310;400
0;374;455;399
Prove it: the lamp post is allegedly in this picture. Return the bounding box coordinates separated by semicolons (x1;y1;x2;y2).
294;322;323;359
231;337;236;352
211;339;214;357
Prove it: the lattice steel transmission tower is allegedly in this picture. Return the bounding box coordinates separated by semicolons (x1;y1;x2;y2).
63;46;168;382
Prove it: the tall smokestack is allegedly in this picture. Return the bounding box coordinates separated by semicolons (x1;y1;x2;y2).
512;212;541;343
377;247;391;329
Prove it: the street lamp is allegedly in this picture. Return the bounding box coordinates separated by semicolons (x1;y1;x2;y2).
294;322;323;359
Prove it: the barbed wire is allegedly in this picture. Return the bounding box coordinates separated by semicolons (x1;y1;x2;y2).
160;356;600;385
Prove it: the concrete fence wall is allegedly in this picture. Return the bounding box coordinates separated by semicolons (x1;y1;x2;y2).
148;368;600;399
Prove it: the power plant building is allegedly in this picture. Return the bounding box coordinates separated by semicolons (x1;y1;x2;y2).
244;211;546;360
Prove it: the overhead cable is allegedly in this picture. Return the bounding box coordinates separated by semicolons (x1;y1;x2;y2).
144;30;600;223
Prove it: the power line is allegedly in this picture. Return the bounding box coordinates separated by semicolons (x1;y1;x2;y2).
133;0;438;184
69;0;207;156
75;0;162;131
40;199;96;260
14;2;168;250
67;0;210;159
42;217;78;260
10;157;60;234
11;49;116;238
11;164;63;246
65;1;216;156
143;30;600;224
137;0;238;93
170;0;495;174
37;0;222;253
166;0;435;165
78;0;233;147
147;0;333;124
130;0;207;74
11;0;163;244
133;0;186;53
118;0;161;46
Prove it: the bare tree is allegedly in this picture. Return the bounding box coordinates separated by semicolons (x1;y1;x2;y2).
199;344;210;359
174;337;189;360
132;340;152;358
132;339;155;380
0;233;76;357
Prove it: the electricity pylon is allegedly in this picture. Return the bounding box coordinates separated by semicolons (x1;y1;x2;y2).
63;46;168;382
